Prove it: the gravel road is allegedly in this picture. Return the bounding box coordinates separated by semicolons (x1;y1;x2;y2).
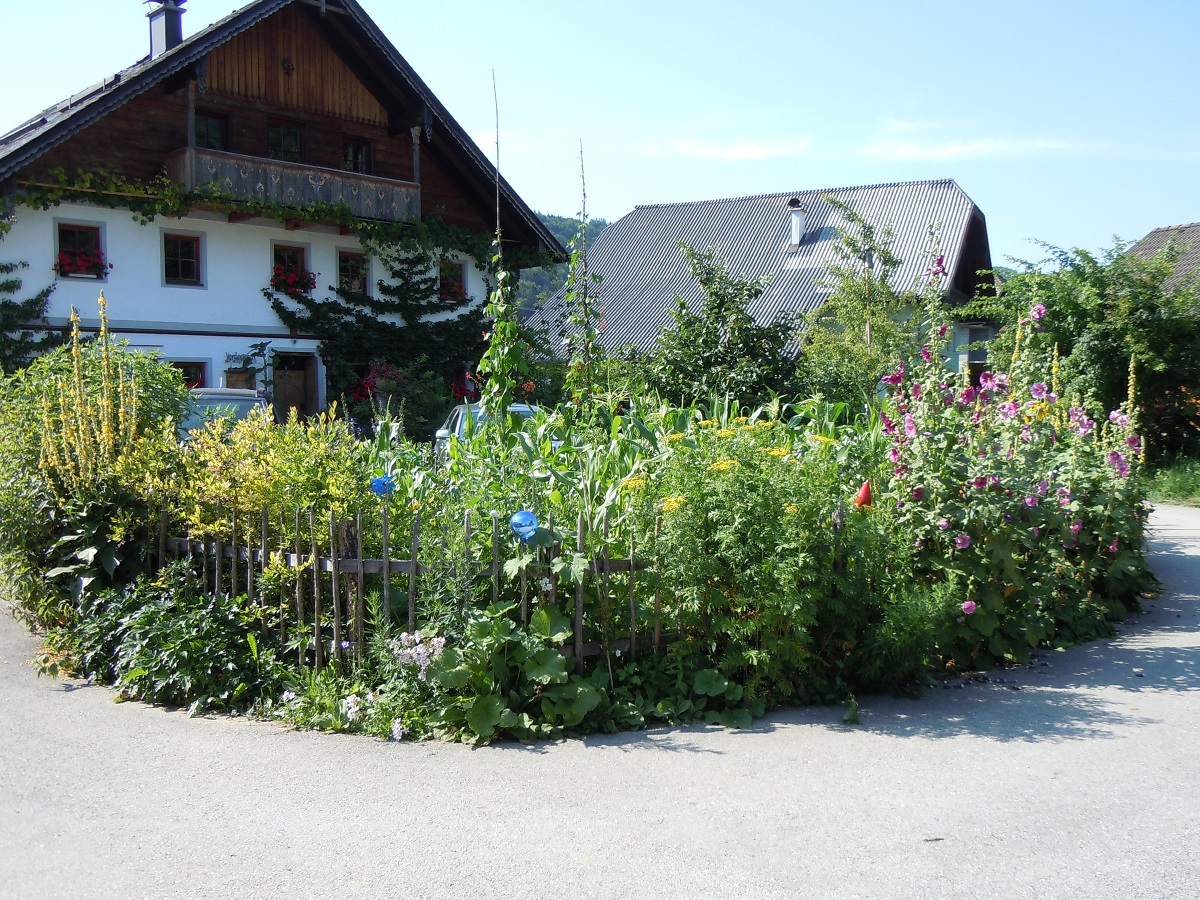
2;505;1198;900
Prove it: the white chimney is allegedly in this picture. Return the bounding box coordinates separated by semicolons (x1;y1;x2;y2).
787;197;806;247
146;0;186;59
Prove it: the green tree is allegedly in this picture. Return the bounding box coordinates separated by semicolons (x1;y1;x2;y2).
646;244;799;405
798;197;924;403
962;241;1200;462
0;259;63;374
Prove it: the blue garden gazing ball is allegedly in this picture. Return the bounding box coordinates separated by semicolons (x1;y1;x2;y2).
509;510;538;542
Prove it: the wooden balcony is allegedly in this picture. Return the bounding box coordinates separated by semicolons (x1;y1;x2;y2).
165;148;420;223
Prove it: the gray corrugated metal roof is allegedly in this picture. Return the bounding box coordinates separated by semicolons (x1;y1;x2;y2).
1131;222;1200;290
0;0;563;261
530;179;989;354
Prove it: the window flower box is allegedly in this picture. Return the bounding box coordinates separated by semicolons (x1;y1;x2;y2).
54;249;112;278
270;265;316;298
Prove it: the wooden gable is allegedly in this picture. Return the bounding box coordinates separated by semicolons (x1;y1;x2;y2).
204;5;388;128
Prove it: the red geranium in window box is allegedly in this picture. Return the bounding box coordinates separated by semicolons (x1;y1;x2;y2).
269;265;317;297
54;249;112;277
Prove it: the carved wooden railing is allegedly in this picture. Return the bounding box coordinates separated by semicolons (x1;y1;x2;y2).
165;148;420;223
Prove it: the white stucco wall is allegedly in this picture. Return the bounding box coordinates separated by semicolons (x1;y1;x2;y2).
3;200;489;404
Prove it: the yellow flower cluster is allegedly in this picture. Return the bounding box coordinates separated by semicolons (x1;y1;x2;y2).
732;416;749;424
661;496;687;513
785;503;800;514
708;458;739;472
698;419;718;428
765;447;789;458
808;434;836;444
666;432;688;442
622;477;647;491
716;428;736;439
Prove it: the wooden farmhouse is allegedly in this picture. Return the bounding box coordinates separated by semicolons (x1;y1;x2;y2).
0;0;561;418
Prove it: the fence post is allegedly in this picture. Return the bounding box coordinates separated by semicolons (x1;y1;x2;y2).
575;511;585;675
654;516;662;652
259;509;269;636
214;500;223;597
408;507;420;633
329;509;342;673
294;508;303;667
310;507;323;670
355;511;365;664
157;508;168;573
381;501;391;625
601;510;611;650
629;530;637;660
230;509;238;600
491;511;500;606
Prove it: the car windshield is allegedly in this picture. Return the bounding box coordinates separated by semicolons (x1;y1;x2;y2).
180;397;264;435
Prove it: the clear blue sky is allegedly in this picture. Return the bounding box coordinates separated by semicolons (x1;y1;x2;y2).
3;1;1198;266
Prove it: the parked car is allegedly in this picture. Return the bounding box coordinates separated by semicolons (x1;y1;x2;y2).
179;387;268;439
434;402;540;458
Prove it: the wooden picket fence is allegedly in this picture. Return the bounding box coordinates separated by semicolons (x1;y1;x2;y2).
158;506;661;674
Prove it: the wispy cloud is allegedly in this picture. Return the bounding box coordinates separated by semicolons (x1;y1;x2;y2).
638;135;814;162
862;134;1070;162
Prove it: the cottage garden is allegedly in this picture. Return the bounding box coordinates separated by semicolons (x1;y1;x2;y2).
0;228;1164;745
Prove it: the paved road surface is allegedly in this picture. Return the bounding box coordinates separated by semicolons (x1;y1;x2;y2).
2;506;1198;899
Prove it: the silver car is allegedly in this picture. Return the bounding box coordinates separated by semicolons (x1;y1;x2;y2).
433;402;540;458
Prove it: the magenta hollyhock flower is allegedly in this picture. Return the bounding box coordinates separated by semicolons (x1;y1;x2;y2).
955;534;971;549
1107;450;1130;477
1109;539;1120;553
937;518;950;531
912;487;925;501
914;538;923;549
882;362;905;386
1071;519;1083;536
889;446;902;463
998;401;1018;419
881;411;896;434
1030;303;1047;321
1036;479;1048;495
1032;526;1040;538
994;373;1009;392
938;323;949;338
1031;382;1048;399
970;476;986;490
1109;410;1130;428
961;600;977;615
960;386;977;404
911;381;923;400
921;344;932;363
979;372;996;391
1024;496;1038;507
1126;434;1142;453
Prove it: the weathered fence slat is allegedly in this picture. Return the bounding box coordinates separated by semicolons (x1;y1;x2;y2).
230;510;238;600
629;531;637;660
294;508;303;666
329;509;342;672
355;511;365;664
309;508;322;670
575;512;585;676
214;500;223;596
408;508;420;632
259;509;268;635
654;517;663;652
381;502;391;624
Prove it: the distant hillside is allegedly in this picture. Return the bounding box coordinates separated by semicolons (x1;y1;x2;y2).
515;212;608;319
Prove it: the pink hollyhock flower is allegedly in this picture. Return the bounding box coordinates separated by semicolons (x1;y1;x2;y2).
998;401;1018;419
955;534;971;549
1024;496;1038;507
1126;434;1142;453
1030;303;1047;321
1109;539;1120;553
912;382;923;400
961;600;977;615
937;519;950;531
1031;382;1048;399
1071;520;1083;536
1109;410;1130;428
904;414;917;438
979;372;996;391
1036;480;1048;495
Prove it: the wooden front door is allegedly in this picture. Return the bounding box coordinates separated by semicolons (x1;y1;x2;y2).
273;353;317;422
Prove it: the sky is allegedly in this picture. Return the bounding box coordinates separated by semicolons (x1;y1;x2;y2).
2;0;1198;266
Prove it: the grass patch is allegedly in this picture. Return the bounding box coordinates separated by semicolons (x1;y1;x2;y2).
1148;458;1200;505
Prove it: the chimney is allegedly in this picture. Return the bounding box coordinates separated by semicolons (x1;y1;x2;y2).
787;197;806;248
146;0;186;58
